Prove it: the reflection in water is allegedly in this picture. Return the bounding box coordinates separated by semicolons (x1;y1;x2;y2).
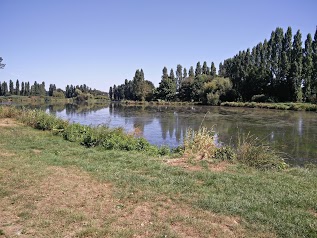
39;103;317;165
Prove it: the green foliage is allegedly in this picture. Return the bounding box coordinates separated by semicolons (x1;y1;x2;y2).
214;146;236;161
203;77;233;105
236;133;288;170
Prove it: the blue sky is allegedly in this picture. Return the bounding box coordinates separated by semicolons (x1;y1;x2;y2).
0;0;316;92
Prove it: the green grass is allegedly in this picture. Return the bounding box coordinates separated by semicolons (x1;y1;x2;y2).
221;101;317;111
0;119;316;237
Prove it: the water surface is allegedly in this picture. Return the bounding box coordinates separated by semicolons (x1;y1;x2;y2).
45;103;317;165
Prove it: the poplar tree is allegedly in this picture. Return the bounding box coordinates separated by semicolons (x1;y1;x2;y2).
21;82;25;96
9;80;14;95
176;64;183;90
312;27;317;101
210;62;217;78
109;87;113;100
202;61;208;74
15;80;20;95
189;66;194;77
195;62;202;76
183;67;187;79
290;30;303;102
303;33;313;101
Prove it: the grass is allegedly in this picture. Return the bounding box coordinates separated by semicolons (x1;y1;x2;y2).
221;101;317;112
0;115;317;237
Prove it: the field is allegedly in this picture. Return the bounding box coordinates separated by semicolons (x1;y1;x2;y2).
0;117;317;237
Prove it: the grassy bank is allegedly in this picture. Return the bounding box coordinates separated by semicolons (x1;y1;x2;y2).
221;101;317;111
0;107;317;237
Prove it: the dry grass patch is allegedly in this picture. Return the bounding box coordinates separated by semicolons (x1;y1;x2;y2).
0;118;19;128
165;158;231;172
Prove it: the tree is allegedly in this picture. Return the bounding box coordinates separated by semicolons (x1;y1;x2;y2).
109;86;113;100
290;30;303;102
303;33;313;101
202;61;209;74
210;62;217;78
0;57;5;69
9;80;14;95
169;68;175;80
16;79;20;95
162;67;168;80
49;84;56;96
176;64;183;91
1;81;8;96
312;27;317;102
183;67;187;78
188;66;194;77
195;61;202;76
21;82;25;96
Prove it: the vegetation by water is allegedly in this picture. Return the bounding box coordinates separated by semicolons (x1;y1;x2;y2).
0;106;288;169
221;101;317;111
0;108;317;237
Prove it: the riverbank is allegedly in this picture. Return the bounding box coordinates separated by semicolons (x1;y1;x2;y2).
221;101;317;111
0;110;317;237
0;95;109;105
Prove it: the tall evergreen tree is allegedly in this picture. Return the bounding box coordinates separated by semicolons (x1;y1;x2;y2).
1;81;8;96
162;67;168;80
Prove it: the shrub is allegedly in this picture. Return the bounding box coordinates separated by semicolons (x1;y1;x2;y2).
214;146;236;161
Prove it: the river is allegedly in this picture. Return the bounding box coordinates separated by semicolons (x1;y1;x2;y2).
41;103;317;165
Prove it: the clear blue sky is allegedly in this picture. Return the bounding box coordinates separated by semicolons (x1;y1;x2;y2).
0;0;316;92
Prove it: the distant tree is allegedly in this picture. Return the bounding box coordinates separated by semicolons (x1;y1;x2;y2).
21;82;25;96
25;82;30;96
16;79;20;95
312;27;317;102
49;84;56;96
0;57;5;69
290;30;303;102
169;69;175;80
162;67;169;80
303;33;313;101
176;64;183;91
183;67;187;78
210;62;217;78
202;61;209;75
195;61;202;76
9;80;14;95
1;81;8;95
188;66;194;77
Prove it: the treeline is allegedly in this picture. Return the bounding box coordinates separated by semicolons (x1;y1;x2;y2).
0;80;46;96
0;79;107;99
219;27;317;102
109;62;231;105
111;26;317;104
